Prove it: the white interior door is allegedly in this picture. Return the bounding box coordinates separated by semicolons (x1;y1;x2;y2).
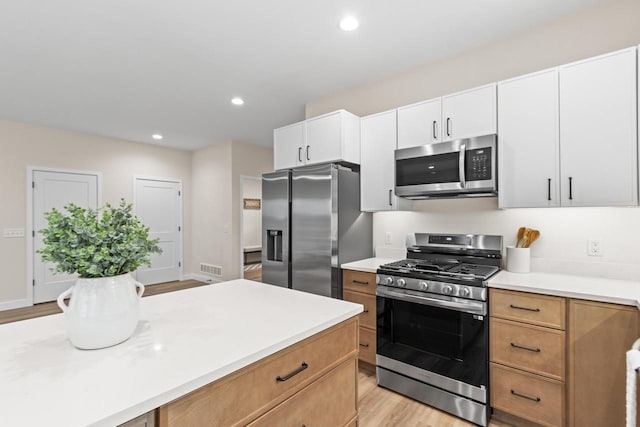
33;170;98;303
134;178;182;285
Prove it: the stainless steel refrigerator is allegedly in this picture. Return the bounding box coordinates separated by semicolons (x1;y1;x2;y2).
261;164;372;298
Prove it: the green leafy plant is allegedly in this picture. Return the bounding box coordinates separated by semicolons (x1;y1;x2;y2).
38;199;162;278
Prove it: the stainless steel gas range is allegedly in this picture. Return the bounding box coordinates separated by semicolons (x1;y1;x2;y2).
376;233;502;427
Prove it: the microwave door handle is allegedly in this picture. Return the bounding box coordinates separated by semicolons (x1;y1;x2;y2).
458;143;466;189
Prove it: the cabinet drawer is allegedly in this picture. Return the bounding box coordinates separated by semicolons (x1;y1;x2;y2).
490;318;565;380
343;270;376;295
491;363;564;427
248;358;358;427
343;290;376;329
490;289;566;329
358;327;376;366
160;319;357;427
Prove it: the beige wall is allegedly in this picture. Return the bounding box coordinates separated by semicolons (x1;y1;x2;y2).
231;141;274;278
305;0;640;277
190;141;273;281
0;120;193;306
306;0;640;118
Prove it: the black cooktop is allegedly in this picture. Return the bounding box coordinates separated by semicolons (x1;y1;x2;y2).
379;259;499;281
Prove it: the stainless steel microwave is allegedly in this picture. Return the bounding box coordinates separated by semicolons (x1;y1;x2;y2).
395;134;497;199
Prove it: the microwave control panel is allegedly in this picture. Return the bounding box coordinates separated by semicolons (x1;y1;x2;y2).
466;147;492;181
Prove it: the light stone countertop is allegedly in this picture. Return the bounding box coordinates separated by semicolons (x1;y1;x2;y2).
0;280;362;427
341;257;401;274
487;271;640;307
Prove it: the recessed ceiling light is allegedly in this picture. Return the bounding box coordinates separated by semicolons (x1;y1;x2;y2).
152;134;163;140
339;16;359;32
231;97;244;106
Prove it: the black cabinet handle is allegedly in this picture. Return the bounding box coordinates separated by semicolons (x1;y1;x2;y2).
298;147;302;162
511;389;541;402
352;280;369;286
363;309;369;313
433;120;437;139
568;176;573;200
446;117;451;137
547;178;551;201
306;146;310;161
388;189;393;206
511;342;541;353
509;304;540;312
276;362;308;382
359;343;370;348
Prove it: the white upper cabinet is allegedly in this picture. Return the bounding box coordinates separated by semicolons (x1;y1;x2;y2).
442;84;497;141
498;69;560;208
273;110;360;171
305;110;360;166
360;110;412;212
559;47;638;207
273;121;305;170
397;98;442;149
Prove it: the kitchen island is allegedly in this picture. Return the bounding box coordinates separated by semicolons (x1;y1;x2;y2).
0;279;362;426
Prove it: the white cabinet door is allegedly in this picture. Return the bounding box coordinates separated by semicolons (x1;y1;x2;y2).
305;111;343;165
274;121;305;170
305;110;360;165
498;69;560;208
559;48;638;206
360;111;411;212
442;84;497;141
397;98;442;148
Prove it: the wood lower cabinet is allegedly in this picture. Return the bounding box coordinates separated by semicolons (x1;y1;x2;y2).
490;289;566;426
158;318;358;427
343;270;377;368
568;299;639;427
490;289;640;427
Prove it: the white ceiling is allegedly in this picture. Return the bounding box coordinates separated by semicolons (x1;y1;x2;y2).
0;0;602;150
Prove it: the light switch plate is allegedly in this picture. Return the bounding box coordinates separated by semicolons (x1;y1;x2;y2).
3;228;25;238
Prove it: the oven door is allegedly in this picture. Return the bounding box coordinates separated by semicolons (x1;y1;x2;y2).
376;286;488;402
394;135;496;199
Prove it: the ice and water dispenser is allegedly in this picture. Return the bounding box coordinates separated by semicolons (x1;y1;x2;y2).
266;230;283;262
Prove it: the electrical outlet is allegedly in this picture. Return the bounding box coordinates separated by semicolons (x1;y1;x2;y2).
587;239;603;257
3;228;25;238
385;232;392;245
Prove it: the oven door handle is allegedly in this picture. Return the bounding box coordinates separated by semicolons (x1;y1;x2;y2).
377;286;486;315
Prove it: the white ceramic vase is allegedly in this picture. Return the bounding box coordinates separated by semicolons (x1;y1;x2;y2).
57;272;144;350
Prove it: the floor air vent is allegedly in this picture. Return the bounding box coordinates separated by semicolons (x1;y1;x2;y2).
200;263;223;278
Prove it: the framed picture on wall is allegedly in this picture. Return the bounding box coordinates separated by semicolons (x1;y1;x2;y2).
243;198;261;210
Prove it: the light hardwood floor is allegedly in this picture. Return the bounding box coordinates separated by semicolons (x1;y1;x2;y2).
358;367;514;427
0;279;208;325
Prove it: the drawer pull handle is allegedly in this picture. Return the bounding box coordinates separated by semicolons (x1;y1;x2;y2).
276;362;308;382
509;304;540;312
360;343;369;348
353;280;369;286
511;342;541;353
511;389;541;403
363;309;369;313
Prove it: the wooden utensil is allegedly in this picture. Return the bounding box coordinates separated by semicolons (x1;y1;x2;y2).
516;227;526;248
524;229;540;248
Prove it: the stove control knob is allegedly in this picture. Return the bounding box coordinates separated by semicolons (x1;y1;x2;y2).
419;281;429;291
385;277;394;285
461;287;471;297
397;279;406;288
443;285;453;295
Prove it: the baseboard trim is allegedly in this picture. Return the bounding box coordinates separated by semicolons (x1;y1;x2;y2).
183;273;221;284
0;298;33;312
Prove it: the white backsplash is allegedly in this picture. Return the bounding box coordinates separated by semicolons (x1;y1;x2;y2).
374;197;640;281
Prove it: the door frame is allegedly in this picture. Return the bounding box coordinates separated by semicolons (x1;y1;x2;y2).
26;166;102;307
132;175;184;283
239;175;262;279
